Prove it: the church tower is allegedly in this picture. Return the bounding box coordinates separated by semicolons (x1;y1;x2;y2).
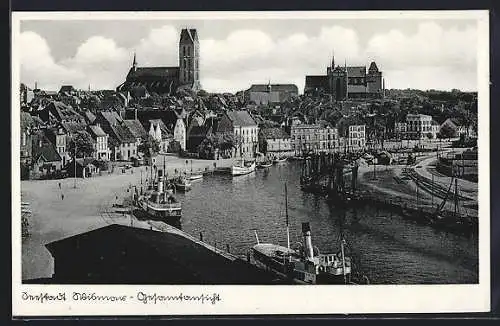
179;28;201;91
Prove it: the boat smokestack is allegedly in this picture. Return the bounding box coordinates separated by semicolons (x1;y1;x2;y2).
302;222;314;260
157;169;164;193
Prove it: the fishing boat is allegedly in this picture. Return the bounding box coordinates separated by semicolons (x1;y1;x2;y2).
137;172;182;223
174;175;192;192
251;184;364;284
231;159;256;176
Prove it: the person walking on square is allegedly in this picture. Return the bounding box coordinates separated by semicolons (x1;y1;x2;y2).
61;193;64;200
58;182;61;189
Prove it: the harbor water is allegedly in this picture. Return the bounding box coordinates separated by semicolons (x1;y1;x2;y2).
175;162;478;284
21;161;478;284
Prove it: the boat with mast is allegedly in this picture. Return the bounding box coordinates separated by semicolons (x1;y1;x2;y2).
186;160;203;180
231;131;256;176
136;170;182;223
251;184;363;284
231;159;256;176
433;177;478;234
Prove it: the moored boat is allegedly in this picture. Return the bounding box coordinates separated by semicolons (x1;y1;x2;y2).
257;160;273;169
174;176;192;192
136;172;182;223
250;184;366;284
273;156;287;164
187;172;204;181
231;160;256;176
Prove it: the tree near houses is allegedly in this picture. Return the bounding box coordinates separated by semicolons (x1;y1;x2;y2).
67;131;94;159
438;123;456;140
138;135;161;158
197;136;217;159
167;140;181;154
81;95;101;112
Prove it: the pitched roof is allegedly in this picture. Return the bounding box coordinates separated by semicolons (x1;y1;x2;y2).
248;84;298;93
32;131;61;163
75;157;98;167
226;110;257;127
45;224;277;284
259;127;290;139
61;121;87;134
305;75;329;89
188;125;212;137
127;67;180;79
447;117;464;127
99;111;123;126
347;66;366;78
47;101;83;122
123;119;147;139
88;124;107;138
59;85;75;93
148;118;171;136
110;123;136;143
368;62;379;73
83;111;96;124
180;28;198;43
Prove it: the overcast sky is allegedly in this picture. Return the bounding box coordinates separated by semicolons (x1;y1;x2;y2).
18;18;478;93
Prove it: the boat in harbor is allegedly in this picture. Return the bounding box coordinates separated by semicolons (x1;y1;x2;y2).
187;172;204;181
273;156;287;164
250;184;365;284
136;172;182;223
257;159;273;169
231;159;256;176
174;175;192;192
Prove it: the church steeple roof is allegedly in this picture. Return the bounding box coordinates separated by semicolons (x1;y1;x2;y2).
132;52;137;67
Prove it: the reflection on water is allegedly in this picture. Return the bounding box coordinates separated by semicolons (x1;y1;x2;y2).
171;162;478;284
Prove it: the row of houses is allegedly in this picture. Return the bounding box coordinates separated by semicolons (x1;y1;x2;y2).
394;114;476;140
20;101;189;179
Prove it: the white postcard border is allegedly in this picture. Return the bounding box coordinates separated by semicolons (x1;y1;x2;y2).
11;10;490;316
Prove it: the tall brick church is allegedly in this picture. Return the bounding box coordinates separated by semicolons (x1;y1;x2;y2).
117;28;201;96
304;53;384;100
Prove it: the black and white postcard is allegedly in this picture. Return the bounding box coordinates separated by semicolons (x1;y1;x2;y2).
11;10;490;316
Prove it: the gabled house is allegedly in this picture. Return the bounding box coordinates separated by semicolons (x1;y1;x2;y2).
59;85;77;96
87;124;111;161
258;127;291;157
145;119;172;153
37;101;86;126
45;125;70;167
123;119;148;147
441;118;476;138
31;130;62;179
95;111;138;161
217;110;259;158
173;117;186;151
64;158;100;178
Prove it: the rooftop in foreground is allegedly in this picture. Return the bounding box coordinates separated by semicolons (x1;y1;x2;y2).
42;223;283;284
